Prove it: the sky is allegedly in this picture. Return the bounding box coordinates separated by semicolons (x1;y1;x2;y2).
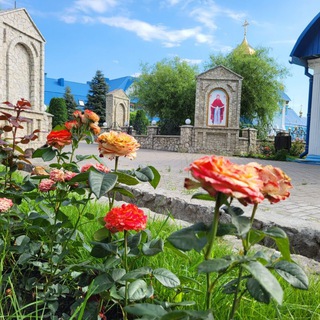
1;0;320;116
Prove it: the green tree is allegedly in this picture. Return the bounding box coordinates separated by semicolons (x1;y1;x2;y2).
130;109;150;134
86;70;109;124
205;47;288;137
63;86;77;120
48;97;68;128
132;57;198;135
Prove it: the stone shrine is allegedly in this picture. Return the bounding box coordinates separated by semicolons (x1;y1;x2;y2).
192;65;243;154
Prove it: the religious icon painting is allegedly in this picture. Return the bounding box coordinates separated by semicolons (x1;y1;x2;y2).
207;89;228;126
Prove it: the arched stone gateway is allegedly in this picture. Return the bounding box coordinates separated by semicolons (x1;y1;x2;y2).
105;89;130;129
0;8;52;147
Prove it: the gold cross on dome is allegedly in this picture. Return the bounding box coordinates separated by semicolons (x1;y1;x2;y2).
243;20;249;37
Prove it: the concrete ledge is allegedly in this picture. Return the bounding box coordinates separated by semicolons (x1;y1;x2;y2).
115;185;320;262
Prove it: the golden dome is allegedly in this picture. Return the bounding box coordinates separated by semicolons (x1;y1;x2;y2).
234;20;255;55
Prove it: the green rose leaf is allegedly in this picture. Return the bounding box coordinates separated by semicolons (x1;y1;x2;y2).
91;273;114;294
90;242;118;258
274;260;309;289
243;261;283;305
93;227;110;241
263;227;290;260
148;165;161;189
128;279;149;300
161;310;214;320
191;192;216;201
247;278;271;304
89;171;118;198
142;238;164;256
121;266;153;281
135;166;154;182
124;303;167;317
112;186;135;198
198;259;232;274
231;213;251;237
114;171;140;185
32;146;56;161
167;222;208;252
153;268;180;288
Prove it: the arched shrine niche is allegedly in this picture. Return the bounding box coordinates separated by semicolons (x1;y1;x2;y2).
207;88;229;127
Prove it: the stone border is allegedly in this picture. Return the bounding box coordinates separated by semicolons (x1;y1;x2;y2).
115;185;320;263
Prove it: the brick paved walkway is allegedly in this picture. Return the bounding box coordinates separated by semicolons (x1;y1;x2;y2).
64;144;320;233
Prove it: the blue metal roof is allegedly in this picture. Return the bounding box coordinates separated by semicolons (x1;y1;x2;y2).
280;91;291;102
44;76;137;106
290;12;320;66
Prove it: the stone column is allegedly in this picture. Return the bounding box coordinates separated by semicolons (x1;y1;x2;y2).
306;59;320;162
179;125;193;152
146;125;158;149
241;128;257;154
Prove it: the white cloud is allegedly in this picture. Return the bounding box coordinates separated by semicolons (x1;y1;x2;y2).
73;0;118;13
190;1;245;30
98;16;212;47
165;0;182;5
181;58;202;65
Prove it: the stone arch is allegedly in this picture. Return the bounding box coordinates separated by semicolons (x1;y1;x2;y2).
6;38;36;107
114;102;126;126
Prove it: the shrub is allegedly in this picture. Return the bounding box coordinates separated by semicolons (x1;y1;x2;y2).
48;97;68;128
289;138;305;157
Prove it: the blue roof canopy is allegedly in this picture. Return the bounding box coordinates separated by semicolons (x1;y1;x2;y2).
290;12;320;67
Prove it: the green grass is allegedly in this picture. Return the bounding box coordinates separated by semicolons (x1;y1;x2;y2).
3;197;320;319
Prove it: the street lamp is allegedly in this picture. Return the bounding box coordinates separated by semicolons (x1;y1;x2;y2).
185;118;191;125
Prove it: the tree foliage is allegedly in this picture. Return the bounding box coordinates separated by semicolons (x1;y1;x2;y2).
132;57;198;135
205;47;289;136
48;97;68;128
86;70;109;124
130;109;150;135
63;86;77;120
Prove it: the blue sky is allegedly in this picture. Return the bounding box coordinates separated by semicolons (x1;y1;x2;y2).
1;0;319;115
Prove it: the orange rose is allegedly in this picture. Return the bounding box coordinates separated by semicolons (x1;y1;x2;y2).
97;130;140;160
89;122;101;135
185;155;264;205
104;203;147;233
47;129;72;149
248;163;292;204
84;109;100;123
65;120;79;131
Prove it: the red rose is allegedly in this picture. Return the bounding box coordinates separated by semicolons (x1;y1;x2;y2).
104;203;147;233
47;129;72;149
